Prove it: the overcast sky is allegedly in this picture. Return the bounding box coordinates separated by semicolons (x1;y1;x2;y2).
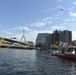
0;0;76;43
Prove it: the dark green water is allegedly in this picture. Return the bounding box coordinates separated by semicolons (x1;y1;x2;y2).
0;48;76;75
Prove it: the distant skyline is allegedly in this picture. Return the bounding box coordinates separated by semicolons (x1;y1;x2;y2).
0;0;76;43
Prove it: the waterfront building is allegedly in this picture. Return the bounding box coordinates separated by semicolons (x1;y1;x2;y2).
36;33;52;47
59;30;72;43
36;30;72;47
52;30;72;44
52;30;61;44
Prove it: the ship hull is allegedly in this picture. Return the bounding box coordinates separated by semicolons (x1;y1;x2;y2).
51;53;76;59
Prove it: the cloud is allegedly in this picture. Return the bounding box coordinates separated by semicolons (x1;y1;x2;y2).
57;0;63;2
13;28;17;30
47;21;52;24
64;18;76;22
3;31;13;35
30;17;53;27
42;17;53;22
57;5;65;10
30;22;46;27
17;26;31;31
69;12;76;17
42;8;56;13
68;8;72;11
73;1;76;5
51;25;66;30
53;16;59;19
42;17;53;23
42;5;65;14
42;17;53;24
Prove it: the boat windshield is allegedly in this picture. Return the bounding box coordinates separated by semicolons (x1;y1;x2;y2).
67;48;73;53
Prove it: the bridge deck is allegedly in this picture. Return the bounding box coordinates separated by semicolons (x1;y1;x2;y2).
4;37;28;45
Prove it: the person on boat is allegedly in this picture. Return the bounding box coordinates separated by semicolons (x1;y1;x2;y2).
75;48;76;54
59;43;68;54
40;47;42;51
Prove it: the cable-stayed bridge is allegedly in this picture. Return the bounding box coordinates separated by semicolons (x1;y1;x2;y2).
4;37;28;45
0;29;35;49
0;37;28;45
1;29;28;46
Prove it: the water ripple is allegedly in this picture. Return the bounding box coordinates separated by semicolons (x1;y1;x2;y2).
0;49;76;75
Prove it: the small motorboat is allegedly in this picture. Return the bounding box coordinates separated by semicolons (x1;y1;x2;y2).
51;43;76;59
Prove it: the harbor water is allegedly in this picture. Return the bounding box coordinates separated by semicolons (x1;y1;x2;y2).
0;48;76;75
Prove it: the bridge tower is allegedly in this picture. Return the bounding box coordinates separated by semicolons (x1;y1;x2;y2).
20;29;26;43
